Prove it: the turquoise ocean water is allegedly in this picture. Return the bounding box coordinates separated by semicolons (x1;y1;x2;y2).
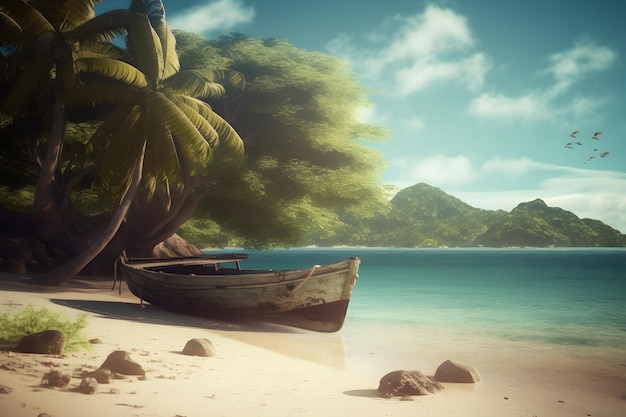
237;247;625;343
224;247;626;380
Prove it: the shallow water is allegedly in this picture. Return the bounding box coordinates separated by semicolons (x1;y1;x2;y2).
210;247;626;396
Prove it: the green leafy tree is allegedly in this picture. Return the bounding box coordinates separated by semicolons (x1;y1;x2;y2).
0;1;242;281
174;32;389;248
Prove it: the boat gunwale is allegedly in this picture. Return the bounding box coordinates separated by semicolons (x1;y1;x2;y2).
120;258;360;290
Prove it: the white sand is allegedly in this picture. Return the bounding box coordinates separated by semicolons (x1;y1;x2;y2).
0;275;624;417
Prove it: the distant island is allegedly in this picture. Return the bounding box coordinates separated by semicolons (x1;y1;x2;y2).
305;183;626;248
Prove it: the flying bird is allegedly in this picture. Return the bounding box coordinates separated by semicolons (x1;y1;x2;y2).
592;131;603;140
565;142;574;149
569;130;580;138
600;151;611;158
574;141;583;146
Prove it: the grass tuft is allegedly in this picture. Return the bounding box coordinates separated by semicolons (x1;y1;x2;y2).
0;305;91;352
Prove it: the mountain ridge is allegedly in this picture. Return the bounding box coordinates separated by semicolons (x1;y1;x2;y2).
314;183;626;247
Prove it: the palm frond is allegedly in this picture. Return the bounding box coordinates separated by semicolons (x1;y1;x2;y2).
200;107;245;157
159;26;179;79
145;92;212;175
160;70;226;99
95;104;146;203
0;12;23;47
28;0;99;32
167;94;244;157
76;42;129;61
206;69;246;90
142;116;184;200
169;96;219;147
172;94;244;156
66;9;133;45
126;13;163;87
74;57;148;87
0;0;55;36
128;0;178;80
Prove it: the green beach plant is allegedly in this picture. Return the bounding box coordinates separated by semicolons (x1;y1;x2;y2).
0;305;91;352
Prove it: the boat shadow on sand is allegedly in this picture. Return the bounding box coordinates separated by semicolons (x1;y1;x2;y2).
50;297;293;333
50;297;348;368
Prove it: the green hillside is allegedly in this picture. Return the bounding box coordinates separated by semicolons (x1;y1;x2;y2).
315;183;626;248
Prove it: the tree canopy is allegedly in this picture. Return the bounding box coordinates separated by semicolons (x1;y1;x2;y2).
0;1;243;280
174;32;390;248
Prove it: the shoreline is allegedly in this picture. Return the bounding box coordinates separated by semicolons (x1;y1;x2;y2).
1;273;624;417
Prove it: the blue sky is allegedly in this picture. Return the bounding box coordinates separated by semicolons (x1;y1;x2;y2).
98;0;626;232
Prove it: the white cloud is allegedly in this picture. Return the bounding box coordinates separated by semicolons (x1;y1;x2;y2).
168;0;254;35
405;116;426;131
453;165;626;232
469;92;552;121
544;38;617;95
481;157;585;177
328;5;490;96
469;39;617;121
391;154;478;187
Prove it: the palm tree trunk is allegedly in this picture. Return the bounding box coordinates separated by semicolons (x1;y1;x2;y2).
32;93;65;242
35;140;147;285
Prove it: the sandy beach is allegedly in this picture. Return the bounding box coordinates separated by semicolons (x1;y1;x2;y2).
0;273;624;417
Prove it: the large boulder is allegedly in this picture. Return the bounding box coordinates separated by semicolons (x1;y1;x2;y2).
182;338;216;357
152;234;201;258
17;330;66;354
99;351;145;376
378;370;444;398
434;359;480;383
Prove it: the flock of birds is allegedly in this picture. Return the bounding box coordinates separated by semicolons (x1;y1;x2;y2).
565;130;611;163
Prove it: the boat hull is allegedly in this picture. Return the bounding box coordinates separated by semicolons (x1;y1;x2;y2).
117;255;360;332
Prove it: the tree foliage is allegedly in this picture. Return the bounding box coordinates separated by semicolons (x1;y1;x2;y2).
0;1;242;279
174;32;390;248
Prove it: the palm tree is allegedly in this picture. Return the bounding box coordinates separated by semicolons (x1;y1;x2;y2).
36;0;244;283
0;0;137;242
1;0;244;283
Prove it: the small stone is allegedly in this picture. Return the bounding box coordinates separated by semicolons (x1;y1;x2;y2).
434;359;480;383
85;367;112;383
99;351;145;376
378;370;444;398
41;370;71;389
0;384;12;394
77;377;98;394
17;330;66;355
182;338;215;357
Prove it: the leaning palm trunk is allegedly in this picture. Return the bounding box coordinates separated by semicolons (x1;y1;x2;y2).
36;140;147;285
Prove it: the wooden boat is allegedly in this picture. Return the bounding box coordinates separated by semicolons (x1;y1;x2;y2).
115;252;360;332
